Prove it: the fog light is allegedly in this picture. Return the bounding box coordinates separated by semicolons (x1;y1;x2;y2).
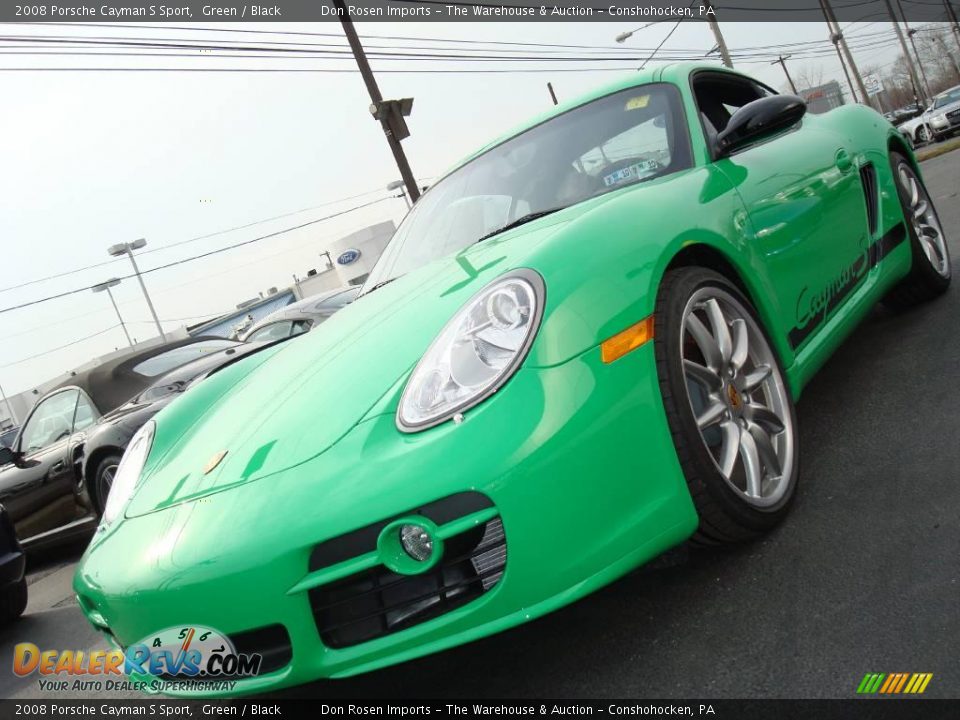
399;524;433;562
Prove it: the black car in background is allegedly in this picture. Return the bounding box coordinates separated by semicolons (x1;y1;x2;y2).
0;504;26;622
0;336;238;551
81;338;292;514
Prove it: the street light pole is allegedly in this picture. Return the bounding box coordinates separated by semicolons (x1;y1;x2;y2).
92;278;133;347
107;238;166;342
386;179;411;209
333;0;420;204
772;55;798;93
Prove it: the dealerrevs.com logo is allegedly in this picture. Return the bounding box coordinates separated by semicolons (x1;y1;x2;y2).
14;625;262;693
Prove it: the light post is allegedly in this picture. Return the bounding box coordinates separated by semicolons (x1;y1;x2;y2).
387;179;411;210
107;238;166;342
92;277;133;347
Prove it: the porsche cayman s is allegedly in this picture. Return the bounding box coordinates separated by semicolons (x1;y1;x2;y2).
74;63;951;694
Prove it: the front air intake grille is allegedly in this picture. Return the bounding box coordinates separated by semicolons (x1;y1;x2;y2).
859;163;879;236
230;624;292;676
310;517;506;649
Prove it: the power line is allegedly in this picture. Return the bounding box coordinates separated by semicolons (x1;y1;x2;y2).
0;188;388;296
0;325;120;369
0;196;391;316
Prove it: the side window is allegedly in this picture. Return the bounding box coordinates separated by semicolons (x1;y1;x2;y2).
20;390;79;454
246;322;294;343
73;393;98;432
694;74;770;136
290;320;312;337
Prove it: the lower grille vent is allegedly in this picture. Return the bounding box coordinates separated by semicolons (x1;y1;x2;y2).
310;517;506;649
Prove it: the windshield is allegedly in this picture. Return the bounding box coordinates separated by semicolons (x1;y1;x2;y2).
933;88;960;109
364;83;691;289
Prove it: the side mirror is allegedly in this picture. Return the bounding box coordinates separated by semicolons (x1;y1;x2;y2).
716;95;807;157
0;445;15;467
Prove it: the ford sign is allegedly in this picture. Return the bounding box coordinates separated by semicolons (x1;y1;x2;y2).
337;249;361;266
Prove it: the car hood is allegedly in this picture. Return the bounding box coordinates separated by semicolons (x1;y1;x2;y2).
124;211;577;518
933;100;960;116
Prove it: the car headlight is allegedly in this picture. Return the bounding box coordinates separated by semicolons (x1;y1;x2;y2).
397;270;545;432
931;114;948;128
101;420;155;527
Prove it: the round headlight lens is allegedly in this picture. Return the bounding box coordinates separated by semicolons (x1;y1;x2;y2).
101;420;155;527
399;524;433;562
397;271;544;431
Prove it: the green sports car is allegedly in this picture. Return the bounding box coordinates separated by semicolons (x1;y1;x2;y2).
74;63;951;694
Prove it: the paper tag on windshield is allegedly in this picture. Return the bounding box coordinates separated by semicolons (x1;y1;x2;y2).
625;95;650;111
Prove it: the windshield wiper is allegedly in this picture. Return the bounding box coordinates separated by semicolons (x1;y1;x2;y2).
362;276;399;296
475;206;567;244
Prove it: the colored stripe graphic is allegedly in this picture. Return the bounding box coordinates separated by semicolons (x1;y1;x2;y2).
857;672;932;694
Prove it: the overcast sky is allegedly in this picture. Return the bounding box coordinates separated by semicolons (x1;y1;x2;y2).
0;18;916;400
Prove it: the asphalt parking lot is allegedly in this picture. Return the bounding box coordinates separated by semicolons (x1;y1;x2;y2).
2;151;958;701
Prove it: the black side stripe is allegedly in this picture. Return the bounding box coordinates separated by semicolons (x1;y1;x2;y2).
788;222;907;350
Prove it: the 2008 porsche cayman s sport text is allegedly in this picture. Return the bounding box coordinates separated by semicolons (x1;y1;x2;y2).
75;63;951;695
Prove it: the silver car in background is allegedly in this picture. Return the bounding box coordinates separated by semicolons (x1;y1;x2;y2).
240;285;361;343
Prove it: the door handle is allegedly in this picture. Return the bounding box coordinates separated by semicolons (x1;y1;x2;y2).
50;461;65;473
835;148;853;173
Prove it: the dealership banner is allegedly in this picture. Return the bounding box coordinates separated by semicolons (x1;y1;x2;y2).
1;700;959;719
1;0;956;23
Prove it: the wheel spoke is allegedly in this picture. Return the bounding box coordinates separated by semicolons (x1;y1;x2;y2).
684;359;722;392
729;318;748;371
748;421;782;478
704;299;732;364
909;176;919;208
718;420;740;479
697;400;727;430
918;232;939;266
742;364;772;391
685;313;723;370
913;199;928;219
739;427;763;498
749;403;785;434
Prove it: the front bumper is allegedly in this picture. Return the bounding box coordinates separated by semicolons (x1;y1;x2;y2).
74;342;698;696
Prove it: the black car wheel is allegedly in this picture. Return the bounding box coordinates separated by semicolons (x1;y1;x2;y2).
654;268;800;545
92;454;122;517
0;577;27;623
916;126;929;144
883;152;951;309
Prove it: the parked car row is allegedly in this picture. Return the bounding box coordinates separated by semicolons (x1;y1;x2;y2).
899;85;960;146
0;285;360;623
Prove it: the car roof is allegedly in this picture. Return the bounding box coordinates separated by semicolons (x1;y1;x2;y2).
242;286;360;338
50;335;238;414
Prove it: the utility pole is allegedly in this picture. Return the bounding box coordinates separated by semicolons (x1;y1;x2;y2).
883;0;927;107
895;0;932;102
701;0;732;68
772;55;798;93
945;0;960;53
820;0;871;106
333;0;420;204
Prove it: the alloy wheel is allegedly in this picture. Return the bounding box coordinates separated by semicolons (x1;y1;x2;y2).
898;163;950;278
917;126;929;144
680;288;795;508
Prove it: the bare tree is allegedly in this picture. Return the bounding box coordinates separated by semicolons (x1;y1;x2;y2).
794;63;826;91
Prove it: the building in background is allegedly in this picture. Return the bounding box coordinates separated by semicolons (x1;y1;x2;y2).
799;81;845;115
0;220;397;425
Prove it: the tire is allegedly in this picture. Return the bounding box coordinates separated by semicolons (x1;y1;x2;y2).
0;577;27;623
654;268;800;545
916;126;929;144
91;454;122;517
883;153;951;310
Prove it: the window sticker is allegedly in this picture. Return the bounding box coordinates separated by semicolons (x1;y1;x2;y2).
625;95;650;111
602;160;660;187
